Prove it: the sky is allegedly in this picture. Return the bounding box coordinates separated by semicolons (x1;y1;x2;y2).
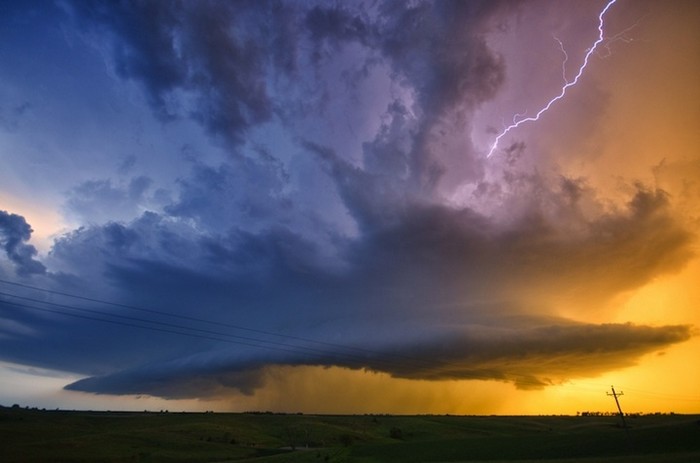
0;0;699;415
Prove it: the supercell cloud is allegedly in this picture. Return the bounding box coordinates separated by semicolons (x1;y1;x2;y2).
0;0;697;404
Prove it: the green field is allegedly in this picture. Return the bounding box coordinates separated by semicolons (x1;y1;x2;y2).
1;406;698;462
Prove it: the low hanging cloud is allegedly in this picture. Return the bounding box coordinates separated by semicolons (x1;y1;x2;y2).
65;320;691;397
49;177;694;398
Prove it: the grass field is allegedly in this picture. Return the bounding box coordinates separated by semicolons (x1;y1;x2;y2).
1;406;698;462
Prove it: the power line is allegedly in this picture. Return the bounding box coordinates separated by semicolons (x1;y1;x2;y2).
0;279;585;389
0;294;346;357
1;300;265;348
0;278;428;364
4;290;532;383
0;296;430;373
618;386;700;402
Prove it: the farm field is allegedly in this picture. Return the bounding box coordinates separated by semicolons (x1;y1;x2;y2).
1;406;699;462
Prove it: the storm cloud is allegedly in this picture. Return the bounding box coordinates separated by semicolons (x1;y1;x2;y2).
66;0;300;146
0;210;46;276
65;320;691;397
0;0;697;406
37;177;695;397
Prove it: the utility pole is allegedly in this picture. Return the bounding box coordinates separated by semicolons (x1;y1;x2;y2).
607;385;627;429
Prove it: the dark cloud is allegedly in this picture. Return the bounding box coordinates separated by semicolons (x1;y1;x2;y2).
67;0;301;146
306;140;413;232
0;0;696;405
375;1;506;191
385;321;692;388
304;1;507;191
377;0;507;113
21;177;691;398
68;0;185;119
305;4;371;55
64;319;691;397
0;210;46;276
316;142;694;306
68;0;505;190
305;1;508;110
165;157;290;232
67;363;266;399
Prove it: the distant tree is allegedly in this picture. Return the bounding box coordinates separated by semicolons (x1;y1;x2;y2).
389;427;403;440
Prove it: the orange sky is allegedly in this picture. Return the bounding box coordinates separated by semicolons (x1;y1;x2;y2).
218;1;700;415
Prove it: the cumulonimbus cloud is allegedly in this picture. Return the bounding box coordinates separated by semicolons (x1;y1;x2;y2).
0;0;695;402
51;178;695;398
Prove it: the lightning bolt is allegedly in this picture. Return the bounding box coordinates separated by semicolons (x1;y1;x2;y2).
486;0;618;158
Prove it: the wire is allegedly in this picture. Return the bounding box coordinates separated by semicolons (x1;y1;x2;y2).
618;386;700;402
0;278;426;363
0;294;347;357
0;296;435;374
0;299;281;351
4;289;540;384
0;279;589;389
